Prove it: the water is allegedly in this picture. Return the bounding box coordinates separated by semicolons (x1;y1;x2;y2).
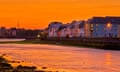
0;39;25;42
0;44;120;72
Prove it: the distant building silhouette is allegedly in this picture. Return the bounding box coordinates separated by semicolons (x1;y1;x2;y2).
0;27;41;39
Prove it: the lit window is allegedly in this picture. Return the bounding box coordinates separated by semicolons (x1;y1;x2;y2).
91;24;93;28
96;24;98;27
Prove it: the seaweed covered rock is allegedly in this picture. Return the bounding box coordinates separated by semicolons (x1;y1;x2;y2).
14;65;37;72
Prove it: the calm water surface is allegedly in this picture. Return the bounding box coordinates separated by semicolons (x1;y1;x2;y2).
0;44;120;72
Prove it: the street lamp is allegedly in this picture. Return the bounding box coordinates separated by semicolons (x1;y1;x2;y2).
107;22;112;29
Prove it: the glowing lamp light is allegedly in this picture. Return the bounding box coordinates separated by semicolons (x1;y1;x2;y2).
107;23;112;29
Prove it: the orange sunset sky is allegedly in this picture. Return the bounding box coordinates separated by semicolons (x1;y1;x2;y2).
0;0;120;29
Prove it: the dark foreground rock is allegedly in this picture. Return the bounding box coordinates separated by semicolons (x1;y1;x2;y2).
0;55;62;72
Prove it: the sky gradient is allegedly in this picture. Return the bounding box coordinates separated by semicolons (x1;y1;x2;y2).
0;0;120;29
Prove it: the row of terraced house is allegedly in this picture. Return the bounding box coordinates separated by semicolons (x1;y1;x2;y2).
47;16;120;38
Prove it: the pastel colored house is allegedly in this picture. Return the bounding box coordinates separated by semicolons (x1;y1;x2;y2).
84;21;91;37
87;16;120;38
47;16;120;38
48;22;62;37
48;20;85;38
60;21;85;38
66;23;74;38
72;21;85;37
57;24;68;37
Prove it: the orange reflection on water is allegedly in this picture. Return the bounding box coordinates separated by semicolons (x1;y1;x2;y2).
105;53;112;66
0;44;120;72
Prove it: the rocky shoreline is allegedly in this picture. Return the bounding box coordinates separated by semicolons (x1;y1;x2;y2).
0;54;64;72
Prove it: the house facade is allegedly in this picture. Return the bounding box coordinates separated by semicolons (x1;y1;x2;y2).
48;22;62;37
57;24;68;37
84;21;91;37
47;20;85;38
88;17;120;38
47;16;120;38
0;27;8;38
71;21;85;37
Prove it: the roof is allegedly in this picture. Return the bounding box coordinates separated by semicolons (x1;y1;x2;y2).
88;16;120;24
88;17;107;24
57;26;66;31
79;21;85;28
106;16;120;24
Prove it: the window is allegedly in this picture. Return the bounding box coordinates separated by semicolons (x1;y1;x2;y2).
91;24;93;28
104;28;106;31
90;28;94;31
96;28;98;31
96;24;98;27
90;24;94;31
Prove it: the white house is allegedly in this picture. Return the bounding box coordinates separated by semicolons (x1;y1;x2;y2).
65;23;74;38
57;20;85;38
57;24;68;37
47;20;85;38
70;20;85;37
48;22;62;37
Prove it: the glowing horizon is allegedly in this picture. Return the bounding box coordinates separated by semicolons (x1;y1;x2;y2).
0;0;120;29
